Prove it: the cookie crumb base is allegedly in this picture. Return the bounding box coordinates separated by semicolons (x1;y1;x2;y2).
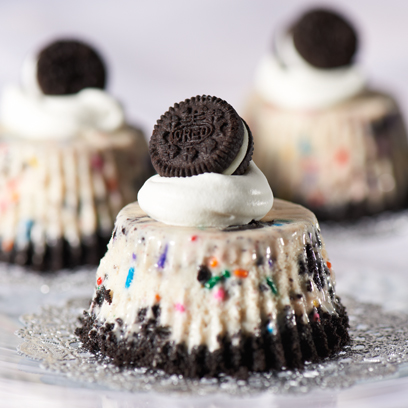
76;299;349;379
0;232;110;271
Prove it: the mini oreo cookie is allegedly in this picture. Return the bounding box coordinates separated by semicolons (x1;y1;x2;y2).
150;95;253;177
37;39;107;96
292;9;358;69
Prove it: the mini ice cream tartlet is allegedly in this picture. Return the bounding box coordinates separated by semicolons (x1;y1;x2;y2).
245;8;408;220
0;39;153;270
76;95;349;378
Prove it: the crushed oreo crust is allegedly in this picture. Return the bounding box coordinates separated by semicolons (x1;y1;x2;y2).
93;286;112;307
197;265;212;284
0;232;109;272
222;219;276;232
76;300;349;379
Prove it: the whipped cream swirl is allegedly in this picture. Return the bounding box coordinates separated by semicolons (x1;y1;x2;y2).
0;55;125;140
138;161;273;228
254;33;366;110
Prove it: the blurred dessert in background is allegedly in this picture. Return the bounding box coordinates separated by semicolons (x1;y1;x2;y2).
244;8;408;220
0;39;153;270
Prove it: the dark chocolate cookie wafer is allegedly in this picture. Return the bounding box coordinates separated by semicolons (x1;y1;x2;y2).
292;9;358;69
150;95;253;177
37;39;107;95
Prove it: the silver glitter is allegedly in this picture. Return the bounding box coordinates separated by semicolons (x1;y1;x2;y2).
16;296;408;396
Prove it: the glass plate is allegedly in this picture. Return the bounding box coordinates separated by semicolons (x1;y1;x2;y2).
1;210;408;407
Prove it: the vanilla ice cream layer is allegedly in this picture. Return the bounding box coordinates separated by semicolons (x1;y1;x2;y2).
89;199;339;352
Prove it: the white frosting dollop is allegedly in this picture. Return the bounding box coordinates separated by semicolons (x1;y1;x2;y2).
138;161;273;228
0;55;125;140
254;34;366;110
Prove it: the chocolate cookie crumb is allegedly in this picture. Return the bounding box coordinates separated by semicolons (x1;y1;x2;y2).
197;265;212;284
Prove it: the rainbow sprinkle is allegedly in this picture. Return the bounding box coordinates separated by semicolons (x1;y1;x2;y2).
274;219;292;224
266;277;278;295
267;322;275;334
91;155;104;170
272;219;292;227
299;139;312;155
205;276;221;289
209;257;218;268
107;179;118;191
125;267;135;288
97;277;102;286
17;219;34;243
213;288;226;301
335;149;349;165
204;270;231;289
2;241;13;252
11;192;19;202
28;157;38;167
157;244;168;268
174;303;185;312
234;269;249;278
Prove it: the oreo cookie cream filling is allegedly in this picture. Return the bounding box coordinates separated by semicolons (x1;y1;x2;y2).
76;95;350;378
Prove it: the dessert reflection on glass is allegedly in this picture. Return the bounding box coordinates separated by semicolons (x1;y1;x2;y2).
0;39;154;270
245;8;408;220
76;95;349;379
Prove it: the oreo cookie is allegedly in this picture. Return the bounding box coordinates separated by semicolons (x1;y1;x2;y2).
149;95;254;177
292;9;358;69
37;39;107;95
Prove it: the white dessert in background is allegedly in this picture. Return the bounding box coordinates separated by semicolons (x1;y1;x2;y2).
0;39;153;270
245;8;408;220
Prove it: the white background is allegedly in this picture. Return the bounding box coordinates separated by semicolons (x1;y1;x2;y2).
0;0;407;137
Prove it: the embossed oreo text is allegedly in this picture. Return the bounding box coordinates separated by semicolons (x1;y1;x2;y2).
162;107;228;163
150;95;247;177
170;111;214;147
